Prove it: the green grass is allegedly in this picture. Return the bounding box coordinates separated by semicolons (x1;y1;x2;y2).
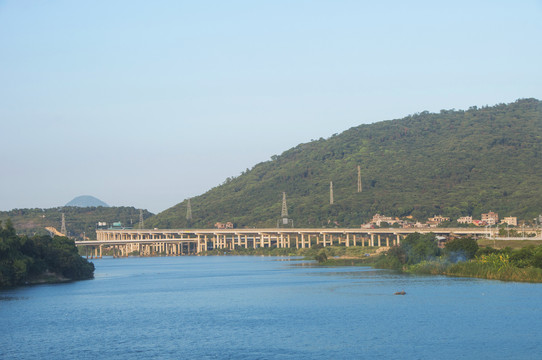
446;261;542;283
405;260;449;275
478;239;542;250
402;258;542;283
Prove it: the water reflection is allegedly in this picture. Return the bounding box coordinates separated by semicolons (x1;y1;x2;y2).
0;295;27;301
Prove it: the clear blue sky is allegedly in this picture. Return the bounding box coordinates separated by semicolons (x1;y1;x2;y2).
1;0;541;214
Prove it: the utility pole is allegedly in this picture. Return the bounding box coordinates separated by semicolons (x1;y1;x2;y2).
139;209;144;229
330;181;334;205
357;165;362;193
61;213;67;236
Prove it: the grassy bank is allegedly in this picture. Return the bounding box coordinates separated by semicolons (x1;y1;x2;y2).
478;239;542;249
405;259;542;283
196;238;542;283
445;261;542;282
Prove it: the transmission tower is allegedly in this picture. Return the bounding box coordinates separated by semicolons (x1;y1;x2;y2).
278;192;293;227
281;192;288;218
139;209;144;229
330;181;334;205
357;165;362;193
61;213;67;236
186;198;192;222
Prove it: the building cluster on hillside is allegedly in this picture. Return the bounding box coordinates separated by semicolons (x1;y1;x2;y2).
364;211;518;229
214;222;234;229
456;211;517;226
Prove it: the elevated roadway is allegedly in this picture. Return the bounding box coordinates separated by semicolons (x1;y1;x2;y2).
76;227;513;258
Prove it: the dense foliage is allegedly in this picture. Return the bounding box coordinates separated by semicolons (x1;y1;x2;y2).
375;231;542;282
444;237;479;262
0;206;153;240
444;246;542;283
476;245;542;269
147;98;542;229
0;220;95;288
375;233;440;270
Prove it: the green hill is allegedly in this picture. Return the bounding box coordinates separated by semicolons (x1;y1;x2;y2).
0;207;153;240
148;98;542;229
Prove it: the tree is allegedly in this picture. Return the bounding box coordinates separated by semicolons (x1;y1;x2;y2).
444;237;479;262
400;233;440;265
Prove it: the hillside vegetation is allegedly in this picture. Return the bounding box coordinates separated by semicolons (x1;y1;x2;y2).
141;99;542;228
0;207;153;240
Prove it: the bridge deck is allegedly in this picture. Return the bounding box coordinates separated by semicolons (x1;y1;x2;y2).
75;227;541;258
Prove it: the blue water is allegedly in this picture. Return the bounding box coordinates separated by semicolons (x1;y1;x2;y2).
1;256;542;359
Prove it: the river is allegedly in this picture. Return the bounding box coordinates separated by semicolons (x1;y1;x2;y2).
1;256;541;359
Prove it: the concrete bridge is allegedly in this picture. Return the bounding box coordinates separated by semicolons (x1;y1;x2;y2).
75;227;498;258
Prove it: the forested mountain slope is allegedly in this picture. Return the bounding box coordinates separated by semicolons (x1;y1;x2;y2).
148;98;542;228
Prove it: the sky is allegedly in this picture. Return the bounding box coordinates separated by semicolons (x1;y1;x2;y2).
1;0;541;214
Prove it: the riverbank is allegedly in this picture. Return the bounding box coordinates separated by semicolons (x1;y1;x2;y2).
200;243;542;283
405;258;542;283
1;269;91;290
25;271;72;285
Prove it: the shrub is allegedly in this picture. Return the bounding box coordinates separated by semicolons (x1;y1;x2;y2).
314;250;328;263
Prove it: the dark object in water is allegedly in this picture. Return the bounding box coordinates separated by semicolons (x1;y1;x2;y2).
394;291;406;295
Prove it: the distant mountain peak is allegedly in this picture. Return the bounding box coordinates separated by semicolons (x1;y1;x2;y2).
65;195;109;208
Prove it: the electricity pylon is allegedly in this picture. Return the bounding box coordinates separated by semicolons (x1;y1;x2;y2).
357;165;362;193
281;192;288;218
186;198;192;222
139;209;144;229
61;213;67;236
